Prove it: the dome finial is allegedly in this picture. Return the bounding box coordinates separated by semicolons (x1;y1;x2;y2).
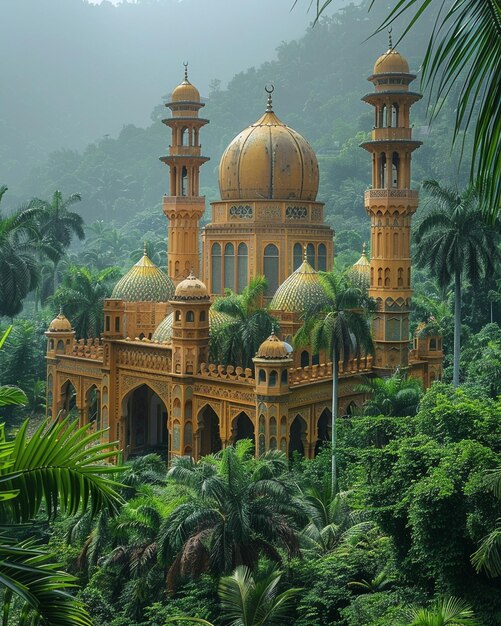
303;244;308;262
362;241;366;255
143;241;148;256
265;83;274;112
388;27;393;51
183;61;189;82
59;305;64;316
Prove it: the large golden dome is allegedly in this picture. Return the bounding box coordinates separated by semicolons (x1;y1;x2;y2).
373;48;410;75
219;94;319;201
269;258;329;312
111;251;174;302
171;64;200;103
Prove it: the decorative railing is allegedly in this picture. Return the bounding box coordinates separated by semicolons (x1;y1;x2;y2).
199;363;255;384
71;338;103;360
365;189;418;201
117;344;171;372
211;200;324;224
289;355;373;386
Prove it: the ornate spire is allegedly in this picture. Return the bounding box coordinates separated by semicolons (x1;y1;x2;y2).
183;61;189;82
143;241;148;256
388;27;393;51
265;84;274;112
303;244;308;262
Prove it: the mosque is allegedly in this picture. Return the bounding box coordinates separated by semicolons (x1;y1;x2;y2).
45;44;442;460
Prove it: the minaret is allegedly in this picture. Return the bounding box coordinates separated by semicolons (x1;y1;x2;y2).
361;36;422;373
161;63;209;284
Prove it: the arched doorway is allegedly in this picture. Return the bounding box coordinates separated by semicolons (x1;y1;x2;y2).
315;408;331;456
199;405;222;456
61;380;78;420
86;385;101;429
289;415;307;458
122;384;168;459
233;412;255;446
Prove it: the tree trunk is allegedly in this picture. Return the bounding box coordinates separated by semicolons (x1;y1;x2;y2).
453;268;461;387
331;349;339;495
53;260;59;296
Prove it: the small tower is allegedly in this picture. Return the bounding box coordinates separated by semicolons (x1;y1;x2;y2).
161;63;210;284
361;37;422;373
45;309;75;358
253;331;293;456
170;272;211;376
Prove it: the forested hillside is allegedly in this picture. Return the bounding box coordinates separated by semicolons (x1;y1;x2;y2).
10;0;470;262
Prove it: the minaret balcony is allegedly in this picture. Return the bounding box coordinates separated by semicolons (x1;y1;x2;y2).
365;188;419;209
371;127;411;141
169;146;201;157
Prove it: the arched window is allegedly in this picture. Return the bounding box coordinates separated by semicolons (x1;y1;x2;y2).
281;370;288;385
391;152;399;188
259;369;266;383
429;338;437;351
211;243;222;294
57;340;64;352
186;310;194;322
293;243;303;270
181;166;188;196
393;232;399;256
397;268;403;287
105;316;110;332
379;104;387;128
391;103;399;127
384;268;390;287
370;267;374;286
181;127;189;146
301;351;310;368
115;317;120;332
378;268;382;286
306;243;315;268
237;243;248;293
312;353;320;366
175;310;181;322
379;153;387;188
200;310;206;322
224;243;235;291
269;370;277;386
263;244;279;295
317;243;327;271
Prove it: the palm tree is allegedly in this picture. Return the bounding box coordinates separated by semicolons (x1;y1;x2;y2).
471;468;501;577
210;276;279;370
295;271;374;493
0;189;48;317
53;265;120;338
0;325;124;624
302;0;501;221
166;565;301;626
30;190;85;294
164;441;301;587
405;596;479;626
130;239;167;267
300;479;373;556
356;371;423;417
414;180;501;386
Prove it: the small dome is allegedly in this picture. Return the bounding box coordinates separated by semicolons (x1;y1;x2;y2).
111;251;174;302
171;79;200;103
48;310;72;332
373;48;410;74
349;243;370;289
256;331;291;360
219;94;319;201
270;258;329;313
174;272;210;300
152;307;233;342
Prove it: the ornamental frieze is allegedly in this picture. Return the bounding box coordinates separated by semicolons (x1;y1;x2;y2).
193;382;255;404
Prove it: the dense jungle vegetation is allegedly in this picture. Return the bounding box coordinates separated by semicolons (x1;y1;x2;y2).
0;0;500;623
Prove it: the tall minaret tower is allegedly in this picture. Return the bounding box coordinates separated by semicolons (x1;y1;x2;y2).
161;63;209;284
361;36;422;373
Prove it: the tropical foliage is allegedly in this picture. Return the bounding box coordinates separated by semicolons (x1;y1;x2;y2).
210;276;278;370
356;371;423;417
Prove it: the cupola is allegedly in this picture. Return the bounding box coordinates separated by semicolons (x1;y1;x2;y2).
218;87;319;201
111;249;174;302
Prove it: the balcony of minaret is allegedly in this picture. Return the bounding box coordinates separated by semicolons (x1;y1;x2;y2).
371;127;412;141
168;145;201;157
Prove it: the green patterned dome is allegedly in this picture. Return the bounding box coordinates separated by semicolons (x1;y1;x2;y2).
111;252;174;302
269;259;329;313
152;307;234;343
